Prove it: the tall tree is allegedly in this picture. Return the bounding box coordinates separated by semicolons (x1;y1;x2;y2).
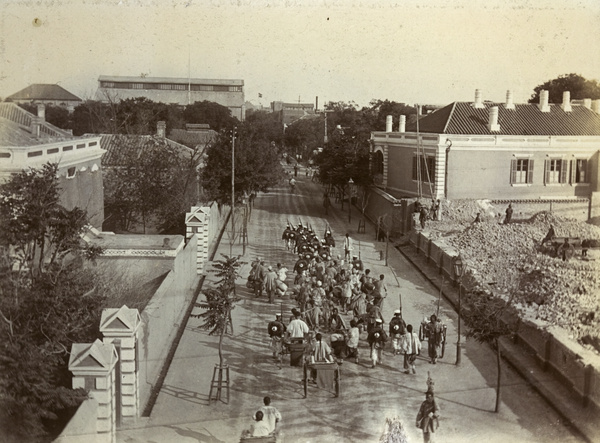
461;288;520;412
529;73;600;103
200;127;284;206
183;100;239;132
0;163;103;441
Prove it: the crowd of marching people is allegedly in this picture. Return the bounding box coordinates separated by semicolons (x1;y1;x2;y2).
247;222;446;372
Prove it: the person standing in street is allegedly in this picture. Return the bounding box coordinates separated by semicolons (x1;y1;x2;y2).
344;233;353;260
416;390;439;442
373;274;388;308
402;324;421;374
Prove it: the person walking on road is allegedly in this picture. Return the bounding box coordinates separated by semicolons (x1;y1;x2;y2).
416;390;439;443
368;318;387;368
427;315;444;364
402;324;421;374
268;314;286;368
287;309;309;342
389;309;406;355
263;266;278;304
344;233;353;260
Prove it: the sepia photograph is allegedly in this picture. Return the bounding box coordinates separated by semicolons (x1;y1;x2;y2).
1;1;599;442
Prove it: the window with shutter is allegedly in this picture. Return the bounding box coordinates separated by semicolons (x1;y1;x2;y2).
510;159;517;184
527;159;534;184
560;160;568;184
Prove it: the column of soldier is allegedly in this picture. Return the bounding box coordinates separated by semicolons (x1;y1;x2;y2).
250;223;447;372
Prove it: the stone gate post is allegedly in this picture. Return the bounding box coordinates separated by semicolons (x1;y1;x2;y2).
186;206;210;274
68;339;118;442
100;306;141;421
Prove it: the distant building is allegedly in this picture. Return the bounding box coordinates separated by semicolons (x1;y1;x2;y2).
96;75;245;120
169;123;217;150
5;84;82;112
371;89;600;202
271;101;315;125
0;103;105;228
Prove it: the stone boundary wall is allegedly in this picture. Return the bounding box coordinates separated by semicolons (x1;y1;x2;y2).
137;233;199;411
56;205;229;442
407;230;600;416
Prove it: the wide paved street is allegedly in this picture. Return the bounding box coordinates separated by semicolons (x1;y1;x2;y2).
116;167;582;443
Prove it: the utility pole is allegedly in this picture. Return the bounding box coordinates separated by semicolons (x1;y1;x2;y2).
230;128;236;256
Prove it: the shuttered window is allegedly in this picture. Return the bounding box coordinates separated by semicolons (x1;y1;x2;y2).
544;159;568;184
571;159;588;184
511;158;534;184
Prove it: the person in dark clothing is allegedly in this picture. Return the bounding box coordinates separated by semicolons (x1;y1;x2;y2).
504;203;513;224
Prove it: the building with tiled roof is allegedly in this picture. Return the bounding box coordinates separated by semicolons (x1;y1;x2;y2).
5;84;82;112
271;101;315;125
0;103;105;228
370;89;600;205
95;75;245;120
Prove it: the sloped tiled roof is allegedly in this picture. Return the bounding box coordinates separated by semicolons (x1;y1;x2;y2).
0;103;75;147
406;102;600;136
169;128;216;148
7;84;81;102
97;134;193;167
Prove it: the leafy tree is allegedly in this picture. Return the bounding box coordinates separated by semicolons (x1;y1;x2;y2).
17;103;71;130
529;73;600;103
200;127;285;206
103;136;201;233
461;288;520;412
283;116;323;160
0;163;104;441
183;100;239;132
191;255;241;401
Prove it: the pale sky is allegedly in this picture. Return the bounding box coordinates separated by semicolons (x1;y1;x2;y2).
1;0;599;109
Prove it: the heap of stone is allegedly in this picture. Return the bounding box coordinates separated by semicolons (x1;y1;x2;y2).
427;203;600;351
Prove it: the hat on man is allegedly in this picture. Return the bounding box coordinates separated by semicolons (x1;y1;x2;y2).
317;281;322;286
268;266;273;271
394;309;401;315
275;313;282;318
376;318;383;324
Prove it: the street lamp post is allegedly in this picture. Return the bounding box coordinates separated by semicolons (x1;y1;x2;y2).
348;178;354;224
452;254;465;365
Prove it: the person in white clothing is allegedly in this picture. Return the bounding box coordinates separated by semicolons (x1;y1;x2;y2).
344;233;353;260
256;396;281;433
402;324;422;374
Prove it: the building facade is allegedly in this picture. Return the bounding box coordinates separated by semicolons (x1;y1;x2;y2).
96;75;245;120
5;84;82;112
271;101;315;125
0;103;105;228
371;90;600;203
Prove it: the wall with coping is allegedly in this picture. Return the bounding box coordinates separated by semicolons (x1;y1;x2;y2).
408;230;600;415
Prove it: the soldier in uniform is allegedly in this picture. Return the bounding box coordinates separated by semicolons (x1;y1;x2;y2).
368;318;388;368
427;314;444;364
389;309;407;355
268;314;287;368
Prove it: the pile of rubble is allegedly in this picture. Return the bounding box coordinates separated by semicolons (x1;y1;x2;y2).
426;200;600;351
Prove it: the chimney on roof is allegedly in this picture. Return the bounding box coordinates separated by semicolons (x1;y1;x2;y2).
37;103;46;120
385;115;393;132
30;116;42;138
505;90;515;110
399;115;406;133
538;90;550;112
488;106;500;132
592;99;600;114
583;98;592;109
473;89;484;108
561;91;572;112
157;121;166;138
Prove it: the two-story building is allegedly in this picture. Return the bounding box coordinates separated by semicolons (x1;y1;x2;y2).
371;90;600;209
0;103;105;228
96;75;245;120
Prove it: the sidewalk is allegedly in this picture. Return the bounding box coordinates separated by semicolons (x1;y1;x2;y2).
115;173;586;443
398;243;598;443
